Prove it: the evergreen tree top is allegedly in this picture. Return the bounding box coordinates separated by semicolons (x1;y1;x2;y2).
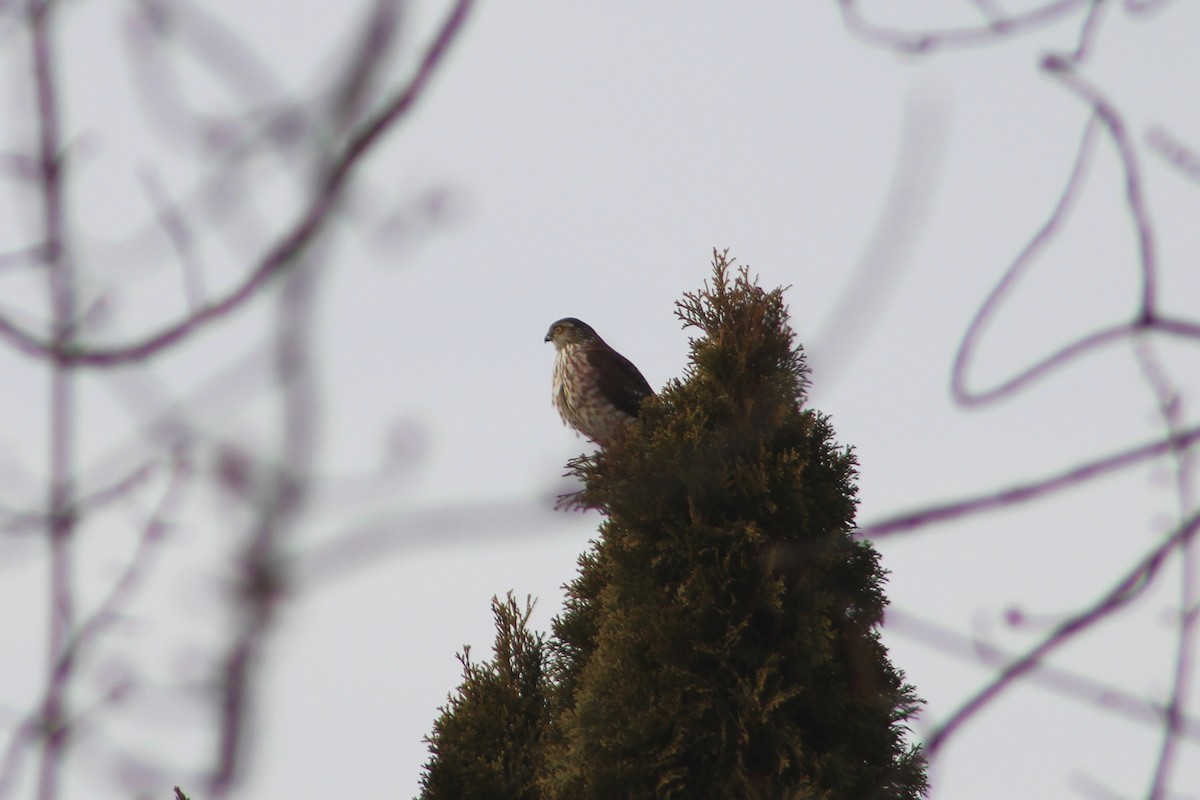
419;251;927;800
676;252;808;405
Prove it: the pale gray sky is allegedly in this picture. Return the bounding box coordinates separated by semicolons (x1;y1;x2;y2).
0;2;1198;798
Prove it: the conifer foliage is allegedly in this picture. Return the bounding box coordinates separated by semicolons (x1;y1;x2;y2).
417;252;926;799
418;594;550;800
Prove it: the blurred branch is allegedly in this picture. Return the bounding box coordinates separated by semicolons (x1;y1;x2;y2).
137;167;206;312
1146;126;1200;184
0;244;47;272
1045;57;1157;312
948;114;1098;406
128;0;316;155
842;10;1200;794
837;0;1095;54
0;460;159;537
1069;772;1134;800
949;62;1200;408
886;607;1200;740
860;422;1200;537
208;251;321;796
1132;340;1198;800
0;0;474;367
293;495;571;590
0;715;36;800
330;0;406;130
809;94;946;387
62;452;190;669
0;151;38;181
1061;0;1109;63
922;507;1200;760
1123;0;1177;14
0;452;190;800
0;1;476;796
31;0;76;797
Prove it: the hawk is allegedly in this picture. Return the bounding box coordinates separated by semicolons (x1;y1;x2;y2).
545;317;654;448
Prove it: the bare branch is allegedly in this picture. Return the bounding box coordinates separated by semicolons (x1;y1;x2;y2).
330;0;406;130
1068;772;1128;800
1044;57;1157;315
950;116;1100;406
0;0;475;367
0;243;47;272
209;251;321;796
809;96;947;387
0;454;190;800
1123;0;1178;15
0;0;476;796
31;0;76;795
1132;340;1197;800
293;496;569;590
131;0;309;153
837;0;1094;54
886;608;1200;739
0;717;37;800
0;150;38;181
950;67;1200;408
1146;126;1200;184
61;453;190;669
839;6;1200;793
1061;0;1109;63
921;508;1200;760
137;168;206;312
860;423;1200;538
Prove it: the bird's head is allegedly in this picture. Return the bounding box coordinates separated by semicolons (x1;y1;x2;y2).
544;317;600;349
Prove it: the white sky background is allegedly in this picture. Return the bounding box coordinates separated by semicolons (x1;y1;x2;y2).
0;1;1198;798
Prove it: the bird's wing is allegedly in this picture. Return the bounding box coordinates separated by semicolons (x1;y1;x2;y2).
587;345;654;418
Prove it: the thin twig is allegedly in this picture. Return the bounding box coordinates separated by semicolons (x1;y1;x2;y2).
209;252;321;796
1061;0;1109;64
837;4;1200;792
138;168;206;311
330;0;406;131
1123;0;1177;15
1044;57;1157;316
126;0;317;159
809;96;947;387
0;0;475;368
886;607;1200;739
0;243;47;272
860;422;1200;537
949;66;1200;407
0;715;36;800
1146;126;1200;184
922;508;1200;759
838;0;1092;53
0;453;190;799
950;116;1100;406
1133;339;1197;800
31;0;74;797
61;452;190;670
0;460;159;537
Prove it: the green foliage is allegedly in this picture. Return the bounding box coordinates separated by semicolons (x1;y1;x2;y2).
418;251;926;799
417;593;550;800
543;251;925;799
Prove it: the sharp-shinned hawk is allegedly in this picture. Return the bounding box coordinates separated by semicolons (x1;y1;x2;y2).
545;317;654;448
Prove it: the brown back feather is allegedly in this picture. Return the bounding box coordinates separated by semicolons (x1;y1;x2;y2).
586;344;654;419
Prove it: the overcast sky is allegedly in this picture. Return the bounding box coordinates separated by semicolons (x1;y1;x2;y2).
1;2;1199;799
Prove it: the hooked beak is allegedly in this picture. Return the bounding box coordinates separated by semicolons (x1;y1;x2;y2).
544;332;552;343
